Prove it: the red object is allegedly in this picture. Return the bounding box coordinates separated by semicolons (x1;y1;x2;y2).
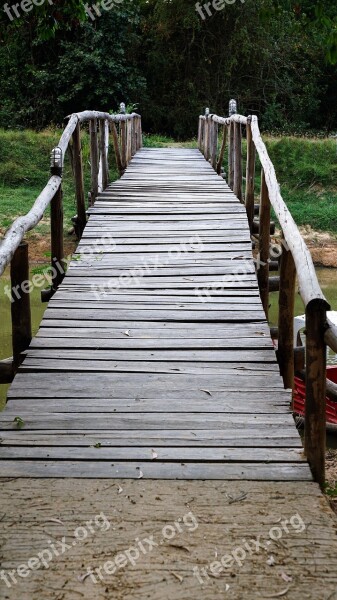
294;366;337;425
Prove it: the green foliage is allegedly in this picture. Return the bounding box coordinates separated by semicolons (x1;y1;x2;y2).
0;127;118;232
13;416;25;429
0;0;336;136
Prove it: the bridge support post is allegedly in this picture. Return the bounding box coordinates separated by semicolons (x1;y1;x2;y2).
50;184;65;292
228;121;234;189
210;118;218;170
111;122;124;175
89;118;99;206
216;124;227;175
305;302;327;488
233;122;243;202
72;122;87;238
257;168;270;318
10;242;32;368
278;241;296;390
204;109;210;161
245;117;256;230
99;119;109;190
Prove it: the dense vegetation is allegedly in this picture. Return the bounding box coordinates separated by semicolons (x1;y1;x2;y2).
0;1;336;137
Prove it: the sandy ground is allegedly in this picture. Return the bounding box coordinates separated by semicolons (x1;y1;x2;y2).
0;479;336;600
299;227;337;268
326;449;337;515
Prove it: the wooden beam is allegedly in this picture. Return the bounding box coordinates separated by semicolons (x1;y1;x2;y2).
257;168;270;317
216;125;227;175
305;301;327;488
233;122;243;202
245;118;256;230
278;241;296;390
72;122;86;238
10;242;32;368
89;118;99;207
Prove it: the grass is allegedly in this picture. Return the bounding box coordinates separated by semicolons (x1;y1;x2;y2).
0;129;336;235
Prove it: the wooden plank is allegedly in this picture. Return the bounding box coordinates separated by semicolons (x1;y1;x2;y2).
0;460;312;479
7;372;288;398
1;146;306;485
5;395;290;412
0;412;295;430
0;447;305;462
0;430;302;446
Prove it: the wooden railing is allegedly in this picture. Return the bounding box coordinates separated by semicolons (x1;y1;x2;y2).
198;102;337;487
0;106;142;381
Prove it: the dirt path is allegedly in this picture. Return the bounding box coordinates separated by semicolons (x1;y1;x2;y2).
0;479;336;599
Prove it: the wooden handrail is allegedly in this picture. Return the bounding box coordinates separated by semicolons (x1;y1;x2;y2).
198;104;333;487
0;109;142;277
0;107;142;382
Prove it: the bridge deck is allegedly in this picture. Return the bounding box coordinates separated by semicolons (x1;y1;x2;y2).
0;148;309;479
1;148;337;599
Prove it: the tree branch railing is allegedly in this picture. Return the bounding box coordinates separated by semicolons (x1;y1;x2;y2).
198;103;336;487
0;105;142;382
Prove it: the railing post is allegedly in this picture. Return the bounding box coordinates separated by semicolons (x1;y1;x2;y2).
138;116;143;149
72;122;86;238
277;237;296;389
210;117;218;170
204;108;210;161
198;117;203;151
99;119;109;190
10;242;32;368
305;302;327;487
126;119;132;165
245;117;256;230
131;117;136;157
228;99;237;190
233;121;243;202
257;168;270;318
50;184;65;291
119;103;127;170
216;124;227;175
89;118;99;206
111;122;124;176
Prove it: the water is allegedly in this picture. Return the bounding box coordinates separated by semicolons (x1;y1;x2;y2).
269;267;337;365
0;269;47;408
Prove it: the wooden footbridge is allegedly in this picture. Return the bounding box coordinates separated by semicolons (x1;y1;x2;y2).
0;104;336;598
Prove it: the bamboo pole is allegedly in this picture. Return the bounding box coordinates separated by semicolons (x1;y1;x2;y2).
72;122;86;238
257;168;270;317
10;242;32;368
